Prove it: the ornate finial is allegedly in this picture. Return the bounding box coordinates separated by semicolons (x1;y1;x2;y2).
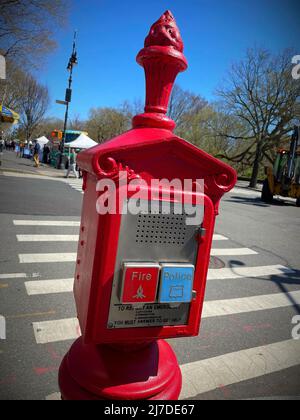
144;10;184;52
132;11;188;131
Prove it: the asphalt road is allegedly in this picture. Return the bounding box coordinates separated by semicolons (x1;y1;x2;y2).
0;170;299;400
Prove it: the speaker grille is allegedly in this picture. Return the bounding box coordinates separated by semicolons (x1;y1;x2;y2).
135;212;187;245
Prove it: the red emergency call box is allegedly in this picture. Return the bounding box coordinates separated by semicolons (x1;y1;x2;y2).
74;11;236;345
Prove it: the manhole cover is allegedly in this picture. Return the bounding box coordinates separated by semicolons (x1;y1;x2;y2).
209;256;225;269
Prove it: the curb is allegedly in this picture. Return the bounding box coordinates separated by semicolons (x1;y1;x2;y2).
0;167;64;179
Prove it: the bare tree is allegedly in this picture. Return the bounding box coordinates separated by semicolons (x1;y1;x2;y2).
0;0;69;68
121;99;144;118
168;84;207;129
69;114;86;131
17;74;50;140
0;60;25;109
217;48;300;187
33;116;64;138
86;107;131;143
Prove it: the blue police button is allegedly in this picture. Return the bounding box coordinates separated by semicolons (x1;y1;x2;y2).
159;264;195;303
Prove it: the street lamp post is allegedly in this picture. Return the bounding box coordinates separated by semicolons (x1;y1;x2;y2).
57;32;78;170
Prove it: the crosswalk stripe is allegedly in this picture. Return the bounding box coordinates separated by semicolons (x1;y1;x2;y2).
14;230;228;242
33;318;81;344
32;290;300;342
45;393;61;401
23;265;295;294
45;339;300;400
212;234;228;241
14;220;80;226
202;290;300;318
19;253;77;263
180;339;300;399
17;235;79;242
19;249;255;263
210;248;258;256
207;264;295;280
0;273;28;279
25;279;74;295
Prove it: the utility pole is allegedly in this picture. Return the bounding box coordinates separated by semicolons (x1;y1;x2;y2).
57;32;78;170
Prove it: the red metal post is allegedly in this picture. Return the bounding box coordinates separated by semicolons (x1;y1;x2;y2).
58;10;237;400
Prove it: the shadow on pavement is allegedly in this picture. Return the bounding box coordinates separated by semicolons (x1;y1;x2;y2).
227;259;300;315
226;196;296;208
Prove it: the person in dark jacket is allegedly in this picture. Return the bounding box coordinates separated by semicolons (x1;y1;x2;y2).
33;141;41;167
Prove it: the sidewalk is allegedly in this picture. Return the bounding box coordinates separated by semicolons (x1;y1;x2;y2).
0;150;65;179
235;179;262;192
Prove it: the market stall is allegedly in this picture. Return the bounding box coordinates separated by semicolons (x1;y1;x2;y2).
65;133;97;149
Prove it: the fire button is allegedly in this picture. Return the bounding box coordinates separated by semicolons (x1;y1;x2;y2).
121;263;160;304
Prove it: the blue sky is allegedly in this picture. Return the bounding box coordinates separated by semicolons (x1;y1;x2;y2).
39;0;300;121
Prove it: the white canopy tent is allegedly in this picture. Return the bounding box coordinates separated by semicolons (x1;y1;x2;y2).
36;136;49;147
65;133;97;149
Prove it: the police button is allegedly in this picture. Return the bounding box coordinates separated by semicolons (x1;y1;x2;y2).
121;263;160;304
159;264;195;304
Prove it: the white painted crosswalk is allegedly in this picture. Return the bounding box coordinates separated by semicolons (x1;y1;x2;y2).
0;273;28;279
19;253;77;263
8;216;300;399
211;234;229;241
33;318;81;344
17;233;229;242
25;278;74;295
210;248;258;256
29;290;300;343
0;272;40;280
207;264;295;280
44;338;300;400
17;234;79;242
202;290;300;318
14;220;80;227
180;339;300;399
20;249;259;263
62;178;84;194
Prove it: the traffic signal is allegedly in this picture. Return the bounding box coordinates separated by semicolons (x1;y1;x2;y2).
51;130;63;141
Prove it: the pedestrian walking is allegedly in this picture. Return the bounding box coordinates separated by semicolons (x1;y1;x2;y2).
65;149;79;178
33;141;41;167
43;144;50;164
0;137;4;166
0;132;4;153
19;141;25;158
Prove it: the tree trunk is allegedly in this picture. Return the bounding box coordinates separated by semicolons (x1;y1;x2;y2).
249;141;263;188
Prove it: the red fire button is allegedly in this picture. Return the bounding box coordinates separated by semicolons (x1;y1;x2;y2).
121;263;160;304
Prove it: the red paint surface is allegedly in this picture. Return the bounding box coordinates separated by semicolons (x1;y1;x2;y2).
47;344;61;361
0;374;16;385
34;366;58;376
243;323;273;333
59;338;182;400
218;384;231;399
